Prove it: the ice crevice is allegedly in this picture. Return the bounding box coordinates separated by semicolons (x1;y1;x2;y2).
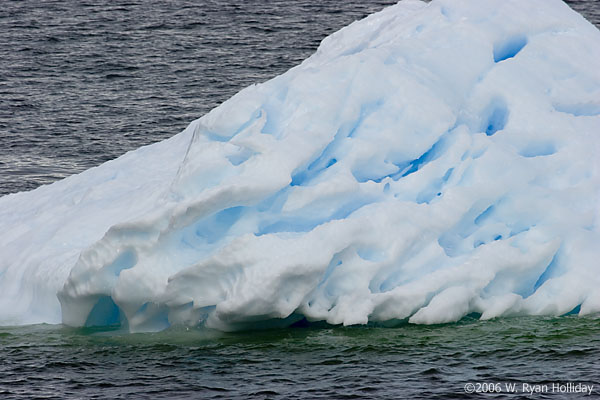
1;0;600;331
493;34;528;63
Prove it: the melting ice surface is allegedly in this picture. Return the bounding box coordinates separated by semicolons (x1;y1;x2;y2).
1;0;600;332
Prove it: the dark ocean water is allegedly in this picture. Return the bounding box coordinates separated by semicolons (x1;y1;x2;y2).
0;0;399;195
2;1;600;399
1;317;599;399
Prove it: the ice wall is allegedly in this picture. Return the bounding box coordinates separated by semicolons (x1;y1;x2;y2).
1;0;599;331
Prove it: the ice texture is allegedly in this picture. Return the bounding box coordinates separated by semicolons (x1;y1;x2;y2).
1;0;600;332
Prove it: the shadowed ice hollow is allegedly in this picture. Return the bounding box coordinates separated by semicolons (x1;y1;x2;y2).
1;0;599;332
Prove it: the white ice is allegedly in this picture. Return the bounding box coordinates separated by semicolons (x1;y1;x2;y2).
1;0;599;332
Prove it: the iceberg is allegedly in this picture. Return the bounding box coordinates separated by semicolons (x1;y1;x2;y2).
1;0;599;332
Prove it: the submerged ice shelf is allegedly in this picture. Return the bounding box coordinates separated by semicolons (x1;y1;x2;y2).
1;0;600;332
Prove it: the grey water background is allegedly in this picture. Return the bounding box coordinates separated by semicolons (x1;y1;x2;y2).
1;1;600;399
1;0;402;196
1;317;599;399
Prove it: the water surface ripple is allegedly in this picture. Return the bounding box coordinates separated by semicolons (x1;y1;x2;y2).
0;0;397;195
1;317;599;399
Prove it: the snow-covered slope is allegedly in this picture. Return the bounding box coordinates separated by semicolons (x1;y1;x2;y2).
1;0;599;331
